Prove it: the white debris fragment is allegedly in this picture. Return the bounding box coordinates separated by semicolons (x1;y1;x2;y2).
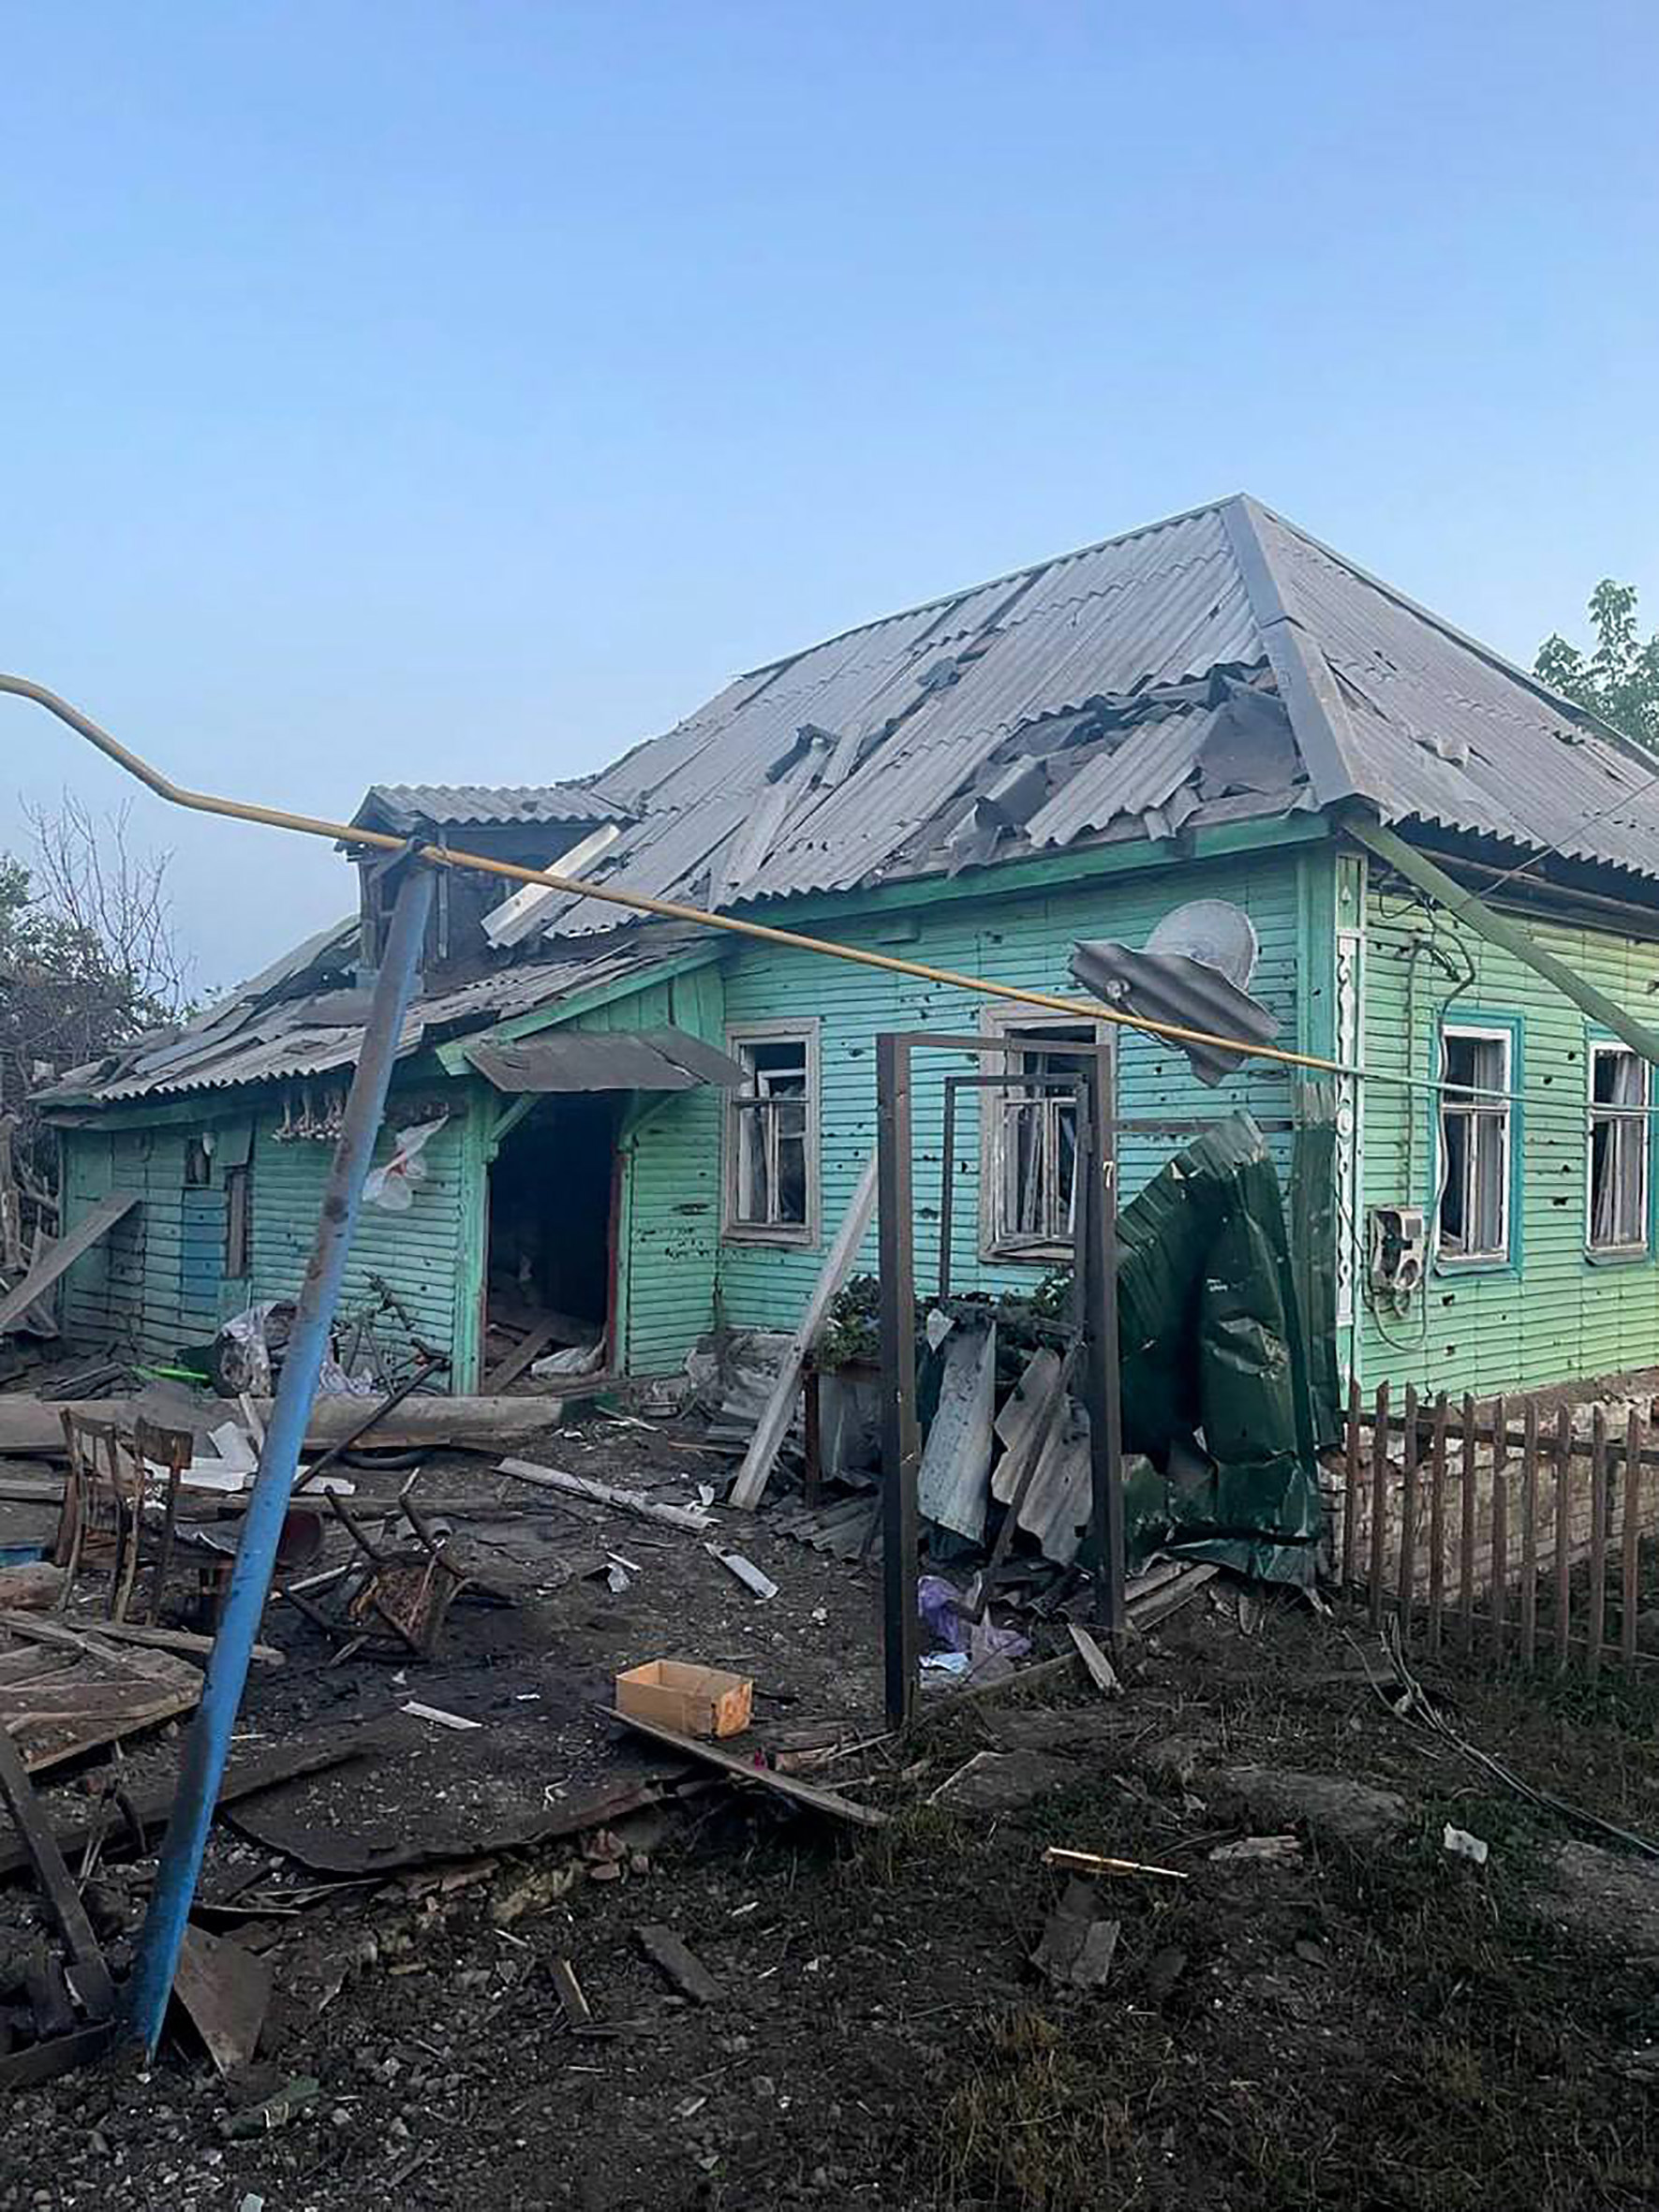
1443;1821;1490;1866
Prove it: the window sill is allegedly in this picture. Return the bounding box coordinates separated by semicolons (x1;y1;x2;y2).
721;1224;818;1251
1585;1246;1652;1268
1433;1254;1517;1278
984;1244;1074;1268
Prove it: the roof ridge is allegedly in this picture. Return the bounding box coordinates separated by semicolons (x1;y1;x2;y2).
1221;494;1369;810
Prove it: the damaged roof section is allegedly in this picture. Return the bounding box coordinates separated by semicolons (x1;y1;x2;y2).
519;494;1659;939
43;490;1659;1113
38;923;705;1108
352;783;630;834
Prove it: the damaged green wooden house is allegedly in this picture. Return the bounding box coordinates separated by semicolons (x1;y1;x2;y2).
37;494;1659;1406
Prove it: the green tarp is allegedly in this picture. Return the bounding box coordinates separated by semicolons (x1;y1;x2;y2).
1118;1111;1338;1582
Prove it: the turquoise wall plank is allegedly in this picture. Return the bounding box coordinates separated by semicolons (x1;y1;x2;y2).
618;849;1306;1372
1358;876;1659;1396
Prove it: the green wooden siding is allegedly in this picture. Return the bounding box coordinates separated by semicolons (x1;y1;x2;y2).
59;1082;483;1374
689;851;1308;1349
246;1088;471;1360
60;1125;196;1360
1358;873;1659;1395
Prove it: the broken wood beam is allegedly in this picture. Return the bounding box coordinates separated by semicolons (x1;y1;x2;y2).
1065;1622;1122;1696
497;1458;715;1532
0;1192;141;1337
0;1393;584;1461
729;1152;879;1511
483;1320;564;1393
605;1707;887;1828
0;1725;114;2019
0;1611;284;1667
549;1956;601;2033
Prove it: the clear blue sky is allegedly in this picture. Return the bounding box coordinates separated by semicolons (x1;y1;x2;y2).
4;1;1657;986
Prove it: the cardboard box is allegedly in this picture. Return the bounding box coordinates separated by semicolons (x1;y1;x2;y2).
615;1659;752;1740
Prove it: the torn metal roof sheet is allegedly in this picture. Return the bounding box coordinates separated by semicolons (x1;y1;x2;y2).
38;930;703;1106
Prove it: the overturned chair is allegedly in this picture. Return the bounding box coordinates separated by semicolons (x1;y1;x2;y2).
279;1477;478;1660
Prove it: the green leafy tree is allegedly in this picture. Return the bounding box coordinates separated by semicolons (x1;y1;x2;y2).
1535;580;1659;747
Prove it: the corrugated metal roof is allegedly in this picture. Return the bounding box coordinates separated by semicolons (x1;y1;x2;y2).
39;932;696;1105
549;505;1266;924
543;494;1659;924
54;492;1659;1115
1254;508;1659;877
356;783;629;831
1024;704;1227;848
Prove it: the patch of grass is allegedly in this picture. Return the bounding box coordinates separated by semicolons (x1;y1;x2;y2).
933;2005;1147;2212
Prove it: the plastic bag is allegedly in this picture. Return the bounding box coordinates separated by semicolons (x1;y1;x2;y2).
363;1115;446;1212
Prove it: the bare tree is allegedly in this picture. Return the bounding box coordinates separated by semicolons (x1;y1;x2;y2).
0;795;193;1233
19;793;191;1032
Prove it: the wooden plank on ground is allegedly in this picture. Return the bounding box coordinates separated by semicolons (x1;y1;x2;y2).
635;1923;723;2003
0;1612;283;1668
0;1628;201;1773
1066;1622;1121;1697
0;1730;369;1883
0;1194;140;1335
605;1707;886;1828
0;1393;584;1459
172;1924;271;2075
729;1152;879;1511
483;1319;564;1393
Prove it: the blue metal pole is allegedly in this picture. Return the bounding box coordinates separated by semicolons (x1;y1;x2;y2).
125;859;434;2053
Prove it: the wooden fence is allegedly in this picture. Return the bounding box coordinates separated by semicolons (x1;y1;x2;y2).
1335;1379;1658;1674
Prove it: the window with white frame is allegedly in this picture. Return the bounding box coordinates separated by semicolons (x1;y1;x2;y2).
1437;1025;1513;1262
724;1024;818;1241
984;1022;1095;1258
1589;1042;1650;1253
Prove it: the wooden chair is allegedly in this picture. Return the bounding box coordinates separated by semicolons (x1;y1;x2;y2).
53;1411;191;1624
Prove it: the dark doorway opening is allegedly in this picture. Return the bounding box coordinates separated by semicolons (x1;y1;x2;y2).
485;1096;621;1377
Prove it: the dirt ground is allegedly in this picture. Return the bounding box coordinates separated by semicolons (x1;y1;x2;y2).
7;1412;1659;2210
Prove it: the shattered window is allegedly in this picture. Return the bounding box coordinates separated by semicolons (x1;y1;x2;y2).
1589;1043;1649;1252
992;1025;1089;1255
727;1030;815;1237
1437;1027;1512;1262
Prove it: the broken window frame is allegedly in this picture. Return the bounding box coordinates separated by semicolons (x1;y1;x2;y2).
980;1011;1101;1263
1435;1021;1515;1267
224;1161;253;1279
1587;1038;1651;1257
722;1020;820;1246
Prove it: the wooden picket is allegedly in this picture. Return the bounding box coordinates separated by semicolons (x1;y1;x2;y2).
1337;1379;1654;1677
